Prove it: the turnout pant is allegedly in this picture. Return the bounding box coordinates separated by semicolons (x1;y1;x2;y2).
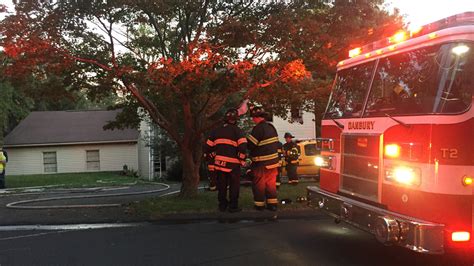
286;164;298;184
216;169;240;209
252;167;278;207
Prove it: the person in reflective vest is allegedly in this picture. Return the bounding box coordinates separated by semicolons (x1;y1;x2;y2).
248;106;280;211
0;146;8;189
204;109;247;212
283;132;299;184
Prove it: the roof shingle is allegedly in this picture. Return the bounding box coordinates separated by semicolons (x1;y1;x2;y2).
4;110;139;147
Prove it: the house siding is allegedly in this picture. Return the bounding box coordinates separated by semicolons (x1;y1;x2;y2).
138;120;152;180
5;143;139;176
272;111;316;141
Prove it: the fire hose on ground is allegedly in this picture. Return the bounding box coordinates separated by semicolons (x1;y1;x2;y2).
4;183;207;210
5;184;207;209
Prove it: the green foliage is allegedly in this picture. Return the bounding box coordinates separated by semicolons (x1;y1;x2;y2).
122;164;139;178
165;159;183;181
166;159;208;182
0;82;32;140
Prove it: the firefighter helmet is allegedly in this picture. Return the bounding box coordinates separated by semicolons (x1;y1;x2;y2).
224;108;239;123
250;105;266;118
284;132;295;139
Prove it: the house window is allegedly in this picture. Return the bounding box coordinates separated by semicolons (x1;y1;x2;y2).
43;152;57;173
86;150;100;171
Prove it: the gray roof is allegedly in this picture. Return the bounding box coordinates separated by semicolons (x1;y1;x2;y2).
4;110;140;147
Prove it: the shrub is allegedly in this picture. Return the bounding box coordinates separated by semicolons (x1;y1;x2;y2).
166;159;209;182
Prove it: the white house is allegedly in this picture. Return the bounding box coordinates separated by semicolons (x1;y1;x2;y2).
272;111;317;141
3;110;162;180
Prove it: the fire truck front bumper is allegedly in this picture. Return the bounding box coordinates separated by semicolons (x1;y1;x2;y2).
307;186;445;254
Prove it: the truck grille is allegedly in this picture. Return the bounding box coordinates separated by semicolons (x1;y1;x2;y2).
341;134;381;201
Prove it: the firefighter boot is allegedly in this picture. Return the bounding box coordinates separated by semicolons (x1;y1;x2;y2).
266;204;277;212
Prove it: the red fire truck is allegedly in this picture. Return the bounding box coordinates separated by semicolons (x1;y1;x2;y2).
308;12;473;255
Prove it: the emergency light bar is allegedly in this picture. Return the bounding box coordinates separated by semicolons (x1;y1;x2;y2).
346;12;474;60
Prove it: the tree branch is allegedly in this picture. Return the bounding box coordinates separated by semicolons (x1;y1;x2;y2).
96;16;117;67
121;79;180;143
191;0;210;44
67;54;112;71
143;10;169;59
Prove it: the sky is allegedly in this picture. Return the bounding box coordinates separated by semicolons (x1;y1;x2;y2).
388;0;474;30
1;0;474;28
1;0;474;26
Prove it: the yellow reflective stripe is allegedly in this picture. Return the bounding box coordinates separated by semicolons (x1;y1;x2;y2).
237;138;247;145
254;201;265;207
267;198;278;204
215;155;240;164
206;139;215;147
214;138;238;147
248;135;258;145
258;137;279;146
265;163;280;169
252;153;279;162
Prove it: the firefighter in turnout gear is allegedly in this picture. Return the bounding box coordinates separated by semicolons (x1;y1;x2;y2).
248;106;280;211
204;109;247;212
283;132;299;184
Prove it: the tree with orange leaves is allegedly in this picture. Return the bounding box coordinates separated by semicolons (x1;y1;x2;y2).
0;1;400;196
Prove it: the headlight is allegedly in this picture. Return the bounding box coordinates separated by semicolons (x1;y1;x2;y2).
385;166;421;186
314;156;325;166
314;155;334;169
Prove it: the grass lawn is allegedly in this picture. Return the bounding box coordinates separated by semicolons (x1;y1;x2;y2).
132;182;315;217
6;172;142;188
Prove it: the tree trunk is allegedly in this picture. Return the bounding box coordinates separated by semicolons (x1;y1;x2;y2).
178;99;204;198
179;144;202;198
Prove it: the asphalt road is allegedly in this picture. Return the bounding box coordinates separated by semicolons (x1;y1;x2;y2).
0;218;471;266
